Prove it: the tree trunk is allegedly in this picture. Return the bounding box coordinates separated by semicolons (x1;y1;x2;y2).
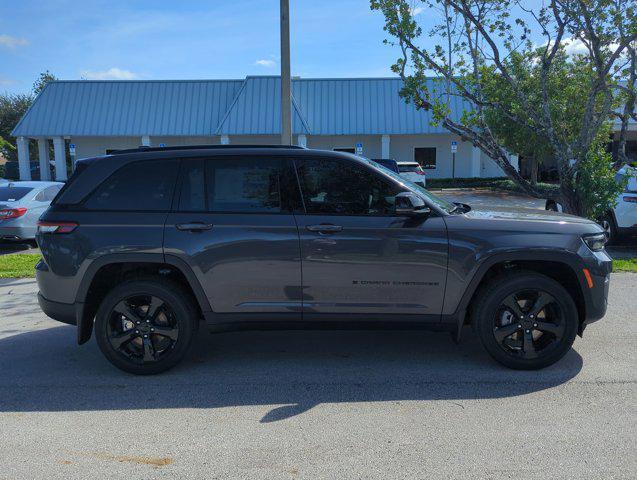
529;157;538;185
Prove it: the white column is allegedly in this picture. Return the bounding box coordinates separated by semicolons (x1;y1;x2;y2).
37;138;51;181
53;137;67;181
297;134;307;148
141;135;151;146
381;134;390;159
509;153;519;171
471;146;481;178
220;135;230;145
17;137;31;180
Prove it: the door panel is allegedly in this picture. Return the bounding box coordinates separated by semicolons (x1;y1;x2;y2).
163;156;302;317
295;214;448;315
164;213;302;314
293;156;448;317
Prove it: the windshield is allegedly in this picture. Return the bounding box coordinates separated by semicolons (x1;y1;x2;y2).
398;164;423;173
362;159;456;213
0;187;33;202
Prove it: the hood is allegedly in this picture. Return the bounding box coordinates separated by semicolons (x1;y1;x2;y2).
463;205;597;225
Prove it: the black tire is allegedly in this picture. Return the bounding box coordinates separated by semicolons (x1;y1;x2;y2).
599;213;617;245
472;272;578;370
95;278;198;375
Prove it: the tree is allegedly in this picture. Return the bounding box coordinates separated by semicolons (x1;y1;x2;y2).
32;70;57;96
370;0;636;216
0;71;58;163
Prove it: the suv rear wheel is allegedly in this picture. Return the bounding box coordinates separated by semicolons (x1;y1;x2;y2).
95;278;198;374
472;272;578;369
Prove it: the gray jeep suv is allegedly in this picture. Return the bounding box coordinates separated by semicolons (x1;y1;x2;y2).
35;146;612;374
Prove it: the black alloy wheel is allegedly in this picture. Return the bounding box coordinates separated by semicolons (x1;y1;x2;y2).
106;295;179;364
95;279;197;375
473;272;578;370
493;290;565;360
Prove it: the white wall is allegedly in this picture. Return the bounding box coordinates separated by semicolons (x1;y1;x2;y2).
70;133;510;179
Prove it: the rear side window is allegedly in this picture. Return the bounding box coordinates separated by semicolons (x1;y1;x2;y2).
207;158;284;213
34;186;62;202
177;159;206;212
398;164;423;173
173;157;298;214
84;160;179;211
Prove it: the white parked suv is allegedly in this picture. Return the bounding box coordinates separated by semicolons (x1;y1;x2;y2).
397;162;426;187
546;165;637;243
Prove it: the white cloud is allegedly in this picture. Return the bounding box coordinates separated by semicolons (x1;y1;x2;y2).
255;59;276;68
0;76;15;86
0;34;29;49
562;38;589;56
411;7;424;15
80;67;140;80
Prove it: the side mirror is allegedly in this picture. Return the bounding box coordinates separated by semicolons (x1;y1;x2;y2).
395;192;431;216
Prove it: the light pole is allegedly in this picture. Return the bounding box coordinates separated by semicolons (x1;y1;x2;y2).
280;0;292;145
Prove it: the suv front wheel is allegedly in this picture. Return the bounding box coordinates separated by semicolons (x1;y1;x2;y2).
95;278;198;374
472;272;579;370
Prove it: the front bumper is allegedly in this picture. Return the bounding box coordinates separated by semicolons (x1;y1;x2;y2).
579;248;612;329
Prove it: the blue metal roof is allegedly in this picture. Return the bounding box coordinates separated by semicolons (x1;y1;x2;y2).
12;76;472;137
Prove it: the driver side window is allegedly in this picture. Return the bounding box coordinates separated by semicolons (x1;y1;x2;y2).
295;157;401;215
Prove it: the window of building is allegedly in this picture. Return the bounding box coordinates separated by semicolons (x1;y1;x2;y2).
295;157;401;216
206;158;286;213
84;159;178;211
333;148;355;154
414;147;437;169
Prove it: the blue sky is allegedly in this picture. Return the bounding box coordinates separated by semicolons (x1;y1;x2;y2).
0;0;405;94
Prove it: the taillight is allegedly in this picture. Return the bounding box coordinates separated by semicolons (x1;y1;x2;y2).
416;171;426;175
623;196;637;203
0;208;27;219
37;221;78;234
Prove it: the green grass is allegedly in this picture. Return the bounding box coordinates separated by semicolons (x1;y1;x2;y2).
0;253;635;278
0;253;41;278
613;258;637;273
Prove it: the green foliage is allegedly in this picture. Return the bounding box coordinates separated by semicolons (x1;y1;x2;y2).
0;71;57;162
32;70;57;95
575;142;627;220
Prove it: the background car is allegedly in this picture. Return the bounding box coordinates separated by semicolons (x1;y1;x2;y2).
397;161;426;187
0;181;64;243
371;158;400;174
0;178;9;186
3;161;56;181
546;165;636;243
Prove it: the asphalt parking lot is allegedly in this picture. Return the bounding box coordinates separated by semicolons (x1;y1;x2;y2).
0;275;635;479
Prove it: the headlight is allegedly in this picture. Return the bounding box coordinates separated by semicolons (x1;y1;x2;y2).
582;232;606;251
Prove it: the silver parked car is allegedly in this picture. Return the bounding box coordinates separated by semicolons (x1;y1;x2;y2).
0;181;64;242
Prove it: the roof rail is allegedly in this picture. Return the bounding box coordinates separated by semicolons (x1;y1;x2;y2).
110;144;306;155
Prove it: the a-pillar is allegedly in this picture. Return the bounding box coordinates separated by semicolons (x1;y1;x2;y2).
381;134;390;159
37;138;51;181
53;137;68;181
17;137;31;180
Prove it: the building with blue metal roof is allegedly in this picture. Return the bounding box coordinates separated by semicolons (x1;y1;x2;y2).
12;75;521;180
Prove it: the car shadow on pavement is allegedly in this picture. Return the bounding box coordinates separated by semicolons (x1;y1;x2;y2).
0;325;583;422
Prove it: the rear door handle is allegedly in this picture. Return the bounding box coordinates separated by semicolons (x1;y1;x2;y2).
306;224;343;234
176;222;213;232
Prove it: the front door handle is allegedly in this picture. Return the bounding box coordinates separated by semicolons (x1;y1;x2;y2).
176;222;213;232
306;224;343;234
